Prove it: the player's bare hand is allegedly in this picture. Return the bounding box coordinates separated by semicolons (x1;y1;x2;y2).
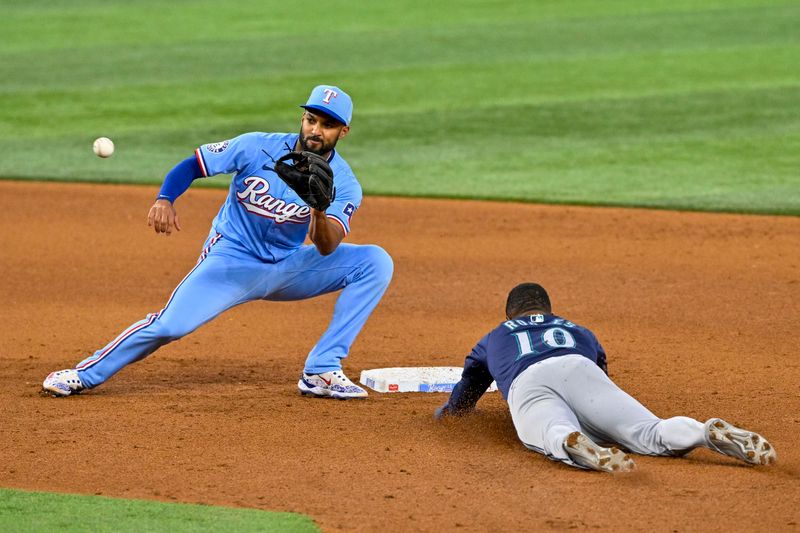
147;199;182;236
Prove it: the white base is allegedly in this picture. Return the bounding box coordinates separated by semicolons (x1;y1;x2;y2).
359;367;498;393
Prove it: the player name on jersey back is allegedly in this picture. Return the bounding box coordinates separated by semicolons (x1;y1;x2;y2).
502;314;577;331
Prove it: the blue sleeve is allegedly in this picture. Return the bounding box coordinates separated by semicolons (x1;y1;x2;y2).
195;133;259;177
157;156;204;203
324;173;362;236
438;335;494;416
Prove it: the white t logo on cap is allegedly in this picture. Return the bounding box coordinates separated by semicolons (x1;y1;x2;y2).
322;88;338;104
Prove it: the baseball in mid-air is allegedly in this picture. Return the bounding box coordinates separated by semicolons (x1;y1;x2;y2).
92;137;115;158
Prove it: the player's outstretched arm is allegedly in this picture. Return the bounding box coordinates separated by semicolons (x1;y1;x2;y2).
435;345;494;419
146;155;205;235
435;373;493;419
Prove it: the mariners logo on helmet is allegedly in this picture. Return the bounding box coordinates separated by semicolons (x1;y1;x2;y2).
205;140;230;153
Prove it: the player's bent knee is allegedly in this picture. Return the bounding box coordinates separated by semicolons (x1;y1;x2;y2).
363;245;394;284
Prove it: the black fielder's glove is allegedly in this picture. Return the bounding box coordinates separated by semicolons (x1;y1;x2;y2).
272;151;335;211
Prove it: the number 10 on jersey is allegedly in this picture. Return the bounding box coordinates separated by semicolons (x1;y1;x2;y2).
513;327;577;360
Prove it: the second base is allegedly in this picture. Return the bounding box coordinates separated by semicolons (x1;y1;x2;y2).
359;367;498;393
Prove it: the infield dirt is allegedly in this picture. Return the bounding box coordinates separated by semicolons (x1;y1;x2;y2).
1;181;798;531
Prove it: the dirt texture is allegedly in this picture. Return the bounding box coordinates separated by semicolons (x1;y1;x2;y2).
1;180;798;532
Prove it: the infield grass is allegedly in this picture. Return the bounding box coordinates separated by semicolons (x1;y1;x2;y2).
1;0;798;214
0;488;319;533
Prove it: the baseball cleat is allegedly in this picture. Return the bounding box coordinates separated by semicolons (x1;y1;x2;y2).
298;370;368;400
563;431;636;473
42;369;85;397
705;418;777;465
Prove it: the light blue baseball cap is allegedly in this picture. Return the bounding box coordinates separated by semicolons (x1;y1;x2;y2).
301;85;353;126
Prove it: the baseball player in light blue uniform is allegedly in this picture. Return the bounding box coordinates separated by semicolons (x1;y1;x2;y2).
43;85;393;399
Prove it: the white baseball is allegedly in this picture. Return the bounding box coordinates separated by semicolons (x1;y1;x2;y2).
93;137;115;158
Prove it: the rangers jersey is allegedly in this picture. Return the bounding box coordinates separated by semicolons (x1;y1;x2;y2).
196;132;361;263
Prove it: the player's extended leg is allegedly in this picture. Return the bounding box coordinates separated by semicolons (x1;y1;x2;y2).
508;362;635;472
553;355;711;456
265;243;393;398
44;235;268;395
556;356;777;464
268;243;393;370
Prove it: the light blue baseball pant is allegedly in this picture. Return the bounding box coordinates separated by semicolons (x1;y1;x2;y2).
75;233;393;388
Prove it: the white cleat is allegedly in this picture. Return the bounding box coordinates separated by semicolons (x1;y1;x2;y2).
298;370;368;400
563;431;636;473
705;418;776;465
42;369;85;397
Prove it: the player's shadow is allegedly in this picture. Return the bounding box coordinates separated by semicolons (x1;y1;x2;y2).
83;356;299;396
678;448;796;475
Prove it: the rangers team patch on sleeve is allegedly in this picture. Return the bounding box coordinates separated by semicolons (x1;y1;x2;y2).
204;140;230;153
343;202;356;221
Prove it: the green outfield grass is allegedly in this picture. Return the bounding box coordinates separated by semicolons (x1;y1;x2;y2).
1;0;798;215
0;489;318;533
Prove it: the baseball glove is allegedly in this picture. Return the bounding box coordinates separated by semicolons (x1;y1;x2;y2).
272;151;335;211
